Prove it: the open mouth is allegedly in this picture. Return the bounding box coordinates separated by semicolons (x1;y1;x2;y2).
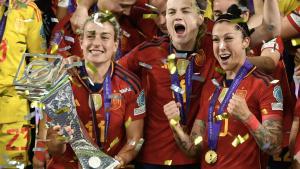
174;23;186;34
219;54;231;61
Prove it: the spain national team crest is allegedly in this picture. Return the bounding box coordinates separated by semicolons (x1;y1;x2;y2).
236;89;247;98
194;49;206;66
110;93;123;111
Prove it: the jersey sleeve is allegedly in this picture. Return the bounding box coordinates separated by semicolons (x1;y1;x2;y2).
124;89;146;123
258;83;283;122
26;2;47;53
287;6;300;33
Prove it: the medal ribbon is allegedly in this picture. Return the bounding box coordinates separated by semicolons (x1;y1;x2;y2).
208;59;253;151
0;0;8;42
103;66;112;143
68;0;76;13
82;62;112;148
169;45;194;124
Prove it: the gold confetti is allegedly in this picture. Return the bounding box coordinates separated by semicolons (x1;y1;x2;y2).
194;136;203;145
169;116;180;126
232;133;249;147
55;106;70;114
168;54;176;60
50;44;59;54
261;109;268;115
86;61;97;74
25;90;29;96
164;160;172;165
125;117;132;128
215;113;229;121
292;38;300;46
143;14;158;19
107;137;119;151
30;101;45;109
230;18;246;24
75;99;80;107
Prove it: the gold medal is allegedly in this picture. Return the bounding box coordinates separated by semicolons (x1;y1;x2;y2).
89;93;102;111
176;59;190;76
205;150;217;164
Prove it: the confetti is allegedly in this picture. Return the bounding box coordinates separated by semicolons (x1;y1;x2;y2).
215;113;229;121
139;62;152;69
171;84;184;94
292;38;300;46
55;106;70;114
145;3;158;11
86;61;97;74
194;136;203;145
164;160;172;165
270;80;279;84
135;138;144;151
231;133;249;147
143;14;158;19
64;36;75;43
75;99;81;107
211;79;220;87
58;45;72;51
107;137;119;151
51;17;59;23
125;117;132;128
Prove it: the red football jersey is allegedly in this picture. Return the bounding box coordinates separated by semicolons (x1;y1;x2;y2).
250;41;295;147
119;6;158;55
287;6;300;33
197;67;283;169
47;63;145;168
48;13;83;58
118;19;218;165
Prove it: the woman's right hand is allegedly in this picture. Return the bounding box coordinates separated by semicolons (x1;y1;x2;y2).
163;101;181;122
47;125;74;155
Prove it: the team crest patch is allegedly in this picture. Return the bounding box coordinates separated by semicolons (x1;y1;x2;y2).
272;85;283;111
273;85;283;103
134;90;145;116
110;93;123;111
236;89;247;98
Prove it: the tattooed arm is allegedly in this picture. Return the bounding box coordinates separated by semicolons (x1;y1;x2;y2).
246;115;282;154
227;94;282;155
163;101;205;157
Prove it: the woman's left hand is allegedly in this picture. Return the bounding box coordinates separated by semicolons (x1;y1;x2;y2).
114;155;125;169
227;94;251;121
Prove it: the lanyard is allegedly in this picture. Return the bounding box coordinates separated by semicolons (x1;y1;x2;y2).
208;60;253;150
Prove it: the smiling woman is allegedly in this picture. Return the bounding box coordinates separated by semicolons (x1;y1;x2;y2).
163;6;284;169
45;11;146;169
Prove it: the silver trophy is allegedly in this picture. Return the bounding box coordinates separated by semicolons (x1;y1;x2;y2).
13;53;119;169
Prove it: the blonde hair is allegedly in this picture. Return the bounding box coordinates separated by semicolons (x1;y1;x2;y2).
81;11;120;41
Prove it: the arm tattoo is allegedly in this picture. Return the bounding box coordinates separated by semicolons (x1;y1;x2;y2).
171;120;206;157
250;119;282;155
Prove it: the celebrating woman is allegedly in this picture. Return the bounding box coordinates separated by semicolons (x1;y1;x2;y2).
163;7;283;169
45;11;145;169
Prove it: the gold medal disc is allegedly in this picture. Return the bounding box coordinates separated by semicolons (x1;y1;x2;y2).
176;59;190;76
205;150;217;164
89;93;103;111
